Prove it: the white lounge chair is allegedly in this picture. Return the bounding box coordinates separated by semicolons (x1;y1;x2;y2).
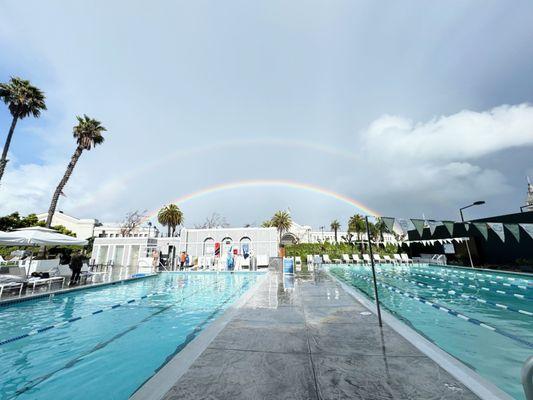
373;254;384;264
323;255;332;264
352;254;363;264
401;253;414;264
362;254;372;264
306;255;314;264
341;254;350;263
393;254;404;264
383;255;394;264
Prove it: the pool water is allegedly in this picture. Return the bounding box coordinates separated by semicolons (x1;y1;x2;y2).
0;272;262;400
329;264;532;400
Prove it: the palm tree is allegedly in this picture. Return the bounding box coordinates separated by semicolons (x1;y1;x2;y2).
45;115;106;227
330;220;341;243
261;219;273;228
0;77;46;185
374;217;386;244
348;214;366;252
157;204;184;237
270;210;292;241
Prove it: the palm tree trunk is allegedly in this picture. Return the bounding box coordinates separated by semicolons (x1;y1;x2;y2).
0;111;20;185
167;226;170;237
46;146;83;227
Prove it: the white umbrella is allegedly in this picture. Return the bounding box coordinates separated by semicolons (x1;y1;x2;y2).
0;227;88;246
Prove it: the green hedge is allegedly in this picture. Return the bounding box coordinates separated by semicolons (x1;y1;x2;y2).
285;242;399;261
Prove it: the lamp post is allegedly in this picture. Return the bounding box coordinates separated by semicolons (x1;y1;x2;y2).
459;201;485;269
320;226;324;242
365;216;382;327
147;222;152;237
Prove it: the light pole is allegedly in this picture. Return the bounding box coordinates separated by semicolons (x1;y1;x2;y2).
147;221;152;237
459;201;485;269
320;226;324;242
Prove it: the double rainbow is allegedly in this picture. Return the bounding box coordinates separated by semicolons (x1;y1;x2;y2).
143;179;379;222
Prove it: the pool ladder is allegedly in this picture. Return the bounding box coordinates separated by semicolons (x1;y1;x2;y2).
524;355;533;400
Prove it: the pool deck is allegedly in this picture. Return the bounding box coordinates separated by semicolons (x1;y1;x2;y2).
158;269;481;400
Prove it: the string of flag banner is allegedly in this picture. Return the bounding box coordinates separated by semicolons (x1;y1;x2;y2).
378;217;533;244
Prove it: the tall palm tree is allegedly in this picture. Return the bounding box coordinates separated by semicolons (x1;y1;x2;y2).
348;214;366;252
45;115;106;227
157;204;184;237
374;217;386;244
0;77;46;185
270;210;292;241
330;220;341;243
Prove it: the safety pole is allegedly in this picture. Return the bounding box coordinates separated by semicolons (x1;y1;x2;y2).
365;215;382;327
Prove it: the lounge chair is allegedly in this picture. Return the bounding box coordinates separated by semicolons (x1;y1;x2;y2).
362;254;372;264
306;255;314;264
401;253;414;264
352;254;363;264
322;255;332;264
373;254;384;264
383;255;394;264
393;254;404;264
341;254;351;263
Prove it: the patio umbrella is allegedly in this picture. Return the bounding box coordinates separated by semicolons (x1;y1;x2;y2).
0;227;88;246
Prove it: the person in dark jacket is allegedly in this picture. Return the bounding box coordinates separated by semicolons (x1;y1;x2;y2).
69;251;83;285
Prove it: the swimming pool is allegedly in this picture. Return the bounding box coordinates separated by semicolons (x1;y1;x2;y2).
0;272;263;400
329;263;532;400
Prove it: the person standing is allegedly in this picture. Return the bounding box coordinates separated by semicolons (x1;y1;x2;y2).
69;251;83;285
180;252;186;270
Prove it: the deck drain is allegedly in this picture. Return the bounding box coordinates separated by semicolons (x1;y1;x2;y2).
360;311;372;316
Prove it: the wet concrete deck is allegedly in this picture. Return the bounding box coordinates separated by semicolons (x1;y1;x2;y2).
162;270;479;400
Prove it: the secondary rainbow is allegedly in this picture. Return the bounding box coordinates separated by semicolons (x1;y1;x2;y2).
143;179;380;221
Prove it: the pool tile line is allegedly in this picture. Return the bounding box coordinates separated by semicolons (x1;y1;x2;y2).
337;269;533;349
369;269;532;316
378;267;531;299
394;266;531;290
388;267;531;293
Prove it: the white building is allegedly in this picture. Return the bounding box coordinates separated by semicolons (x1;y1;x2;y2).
91;226;279;268
36;211;97;239
37;211;157;239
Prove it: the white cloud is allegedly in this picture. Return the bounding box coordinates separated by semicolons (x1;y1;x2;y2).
362;104;533;160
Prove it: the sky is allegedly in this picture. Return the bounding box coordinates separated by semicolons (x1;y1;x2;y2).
0;0;532;230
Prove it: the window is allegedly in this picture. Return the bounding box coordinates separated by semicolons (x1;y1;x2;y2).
204;237;215;256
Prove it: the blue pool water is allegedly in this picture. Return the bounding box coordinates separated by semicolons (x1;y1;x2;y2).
329;264;532;400
0;272;262;400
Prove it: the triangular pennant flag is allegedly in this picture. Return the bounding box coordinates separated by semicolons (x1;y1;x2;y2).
505;224;520;242
473;222;489;240
437;239;444;244
427;220;443;235
464;223;470;232
380;217;396;233
519;224;533;240
442;221;455;236
487;222;505;242
411;219;425;236
396;218;415;235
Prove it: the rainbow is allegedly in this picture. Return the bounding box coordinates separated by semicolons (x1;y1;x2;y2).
143;179;380;222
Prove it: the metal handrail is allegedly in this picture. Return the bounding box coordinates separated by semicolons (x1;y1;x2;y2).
523;355;533;400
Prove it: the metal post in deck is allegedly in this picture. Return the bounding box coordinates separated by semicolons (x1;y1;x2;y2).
365;215;382;327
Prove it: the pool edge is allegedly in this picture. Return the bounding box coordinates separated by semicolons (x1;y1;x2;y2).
326;268;515;400
129;271;269;400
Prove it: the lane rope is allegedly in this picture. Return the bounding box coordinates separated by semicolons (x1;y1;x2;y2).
368;268;532;317
332;267;533;349
0;277;230;346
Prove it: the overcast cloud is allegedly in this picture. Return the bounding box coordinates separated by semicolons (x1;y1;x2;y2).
0;0;532;228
